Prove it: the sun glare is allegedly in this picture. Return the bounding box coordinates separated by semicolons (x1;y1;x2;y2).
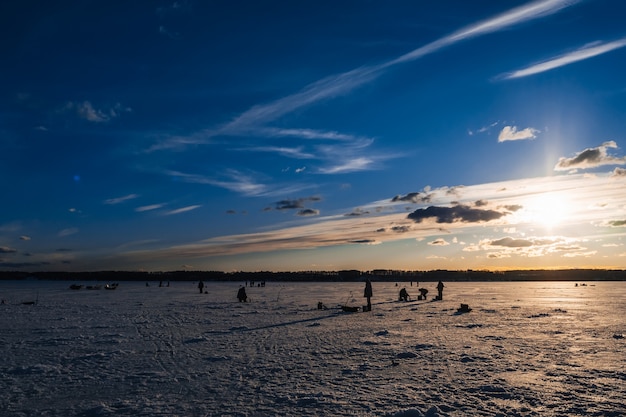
524;193;572;230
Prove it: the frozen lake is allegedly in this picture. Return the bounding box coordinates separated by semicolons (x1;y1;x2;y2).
1;279;625;416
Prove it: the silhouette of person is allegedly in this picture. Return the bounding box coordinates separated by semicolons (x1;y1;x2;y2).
237;286;247;302
198;280;205;294
419;288;429;299
436;280;445;300
399;287;409;302
364;278;373;311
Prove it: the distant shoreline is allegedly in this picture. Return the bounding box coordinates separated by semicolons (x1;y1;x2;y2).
1;269;625;282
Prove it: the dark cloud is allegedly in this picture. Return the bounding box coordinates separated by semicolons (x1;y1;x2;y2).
349;239;376;244
502;204;523;212
607;220;626;227
276;199;305;210
554;141;626;171
0;261;50;268
490;237;533;248
297;209;319;217
392;192;419;202
391;225;411;233
428;238;449;246
475;200;488;207
446;186;464;196
391;192;432;204
611;167;626;177
407;204;508;223
345;208;370;216
273;196;321;211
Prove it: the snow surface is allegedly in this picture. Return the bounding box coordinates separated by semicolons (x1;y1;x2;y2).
1;279;625;416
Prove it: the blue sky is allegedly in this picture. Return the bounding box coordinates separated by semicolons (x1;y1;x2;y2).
2;0;626;272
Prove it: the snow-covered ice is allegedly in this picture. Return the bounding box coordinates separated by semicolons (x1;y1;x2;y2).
1;279;625;416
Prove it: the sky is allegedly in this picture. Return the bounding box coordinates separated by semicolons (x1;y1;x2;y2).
2;0;626;272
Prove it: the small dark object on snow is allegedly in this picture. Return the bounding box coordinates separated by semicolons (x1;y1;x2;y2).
341;305;360;313
457;303;472;313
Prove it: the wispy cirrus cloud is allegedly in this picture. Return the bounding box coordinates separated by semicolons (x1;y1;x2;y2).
58;227;79;237
104;194;139;205
164;205;202;216
167;169;268;196
64;101;131;123
254;127;370;141
151;0;578;151
315;137;399;174
236;146;314;159
143;0;581;195
319;157;376;174
224;0;578;131
387;0;578;68
500;37;626;80
166;169;314;197
135;203;166;212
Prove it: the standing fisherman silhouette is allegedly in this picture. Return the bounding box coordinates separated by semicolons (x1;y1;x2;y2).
436;280;444;300
364;278;373;311
237;286;247;302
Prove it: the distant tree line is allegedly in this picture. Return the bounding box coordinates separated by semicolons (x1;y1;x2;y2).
0;269;625;282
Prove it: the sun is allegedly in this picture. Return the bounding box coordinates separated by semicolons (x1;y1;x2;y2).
524;192;572;230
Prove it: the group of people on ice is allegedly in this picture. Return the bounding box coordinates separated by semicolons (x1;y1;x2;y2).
363;278;445;311
197;280;249;302
198;278;445;307
396;280;444;302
